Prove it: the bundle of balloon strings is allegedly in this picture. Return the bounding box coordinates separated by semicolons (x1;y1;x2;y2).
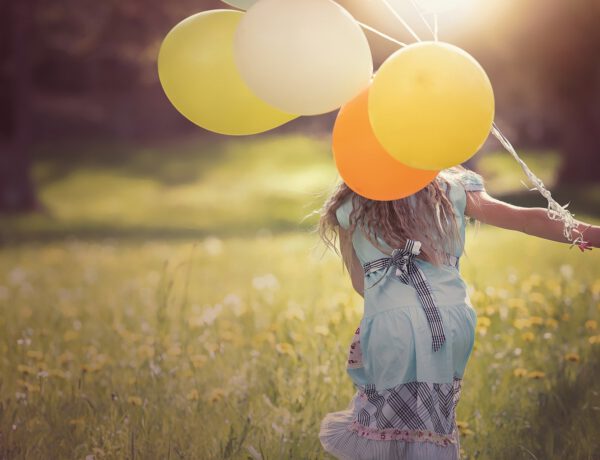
491;123;593;252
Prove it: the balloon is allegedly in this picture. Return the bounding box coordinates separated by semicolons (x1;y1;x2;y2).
369;41;494;170
413;0;464;14
385;0;461;15
333;86;438;201
234;0;373;115
221;0;256;10
158;10;297;136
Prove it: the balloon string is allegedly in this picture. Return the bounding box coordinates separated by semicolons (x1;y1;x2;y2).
433;13;439;41
380;0;422;42
491;122;586;248
357;21;408;47
407;0;437;40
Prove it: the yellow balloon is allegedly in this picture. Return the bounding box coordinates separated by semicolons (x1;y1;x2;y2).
369;41;495;170
158;10;297;135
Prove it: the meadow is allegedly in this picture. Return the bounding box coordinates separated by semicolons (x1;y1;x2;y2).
1;134;599;459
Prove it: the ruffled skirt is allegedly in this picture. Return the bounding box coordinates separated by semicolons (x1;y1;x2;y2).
319;383;462;460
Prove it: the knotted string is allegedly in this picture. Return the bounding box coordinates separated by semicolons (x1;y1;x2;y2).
363;239;447;352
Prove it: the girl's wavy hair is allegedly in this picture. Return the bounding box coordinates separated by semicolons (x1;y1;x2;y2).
318;164;474;268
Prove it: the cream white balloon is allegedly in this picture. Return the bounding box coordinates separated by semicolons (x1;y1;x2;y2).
234;0;373;115
221;0;256;10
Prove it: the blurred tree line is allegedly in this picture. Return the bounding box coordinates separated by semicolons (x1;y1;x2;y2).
0;0;598;212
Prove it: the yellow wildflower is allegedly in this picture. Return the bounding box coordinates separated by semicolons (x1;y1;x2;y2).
521;331;535;342
513;368;528;378
545;318;559;330
315;325;329;336
589;335;600;345
186;389;199;401
63;330;79;341
190;354;208;369
527;370;545;379
528;316;545;326
26;350;43;361
456;420;469;430
585;319;598;331
58;351;74;365
461;428;475;436
564;352;580;362
167;344;182;357
17;364;37;376
561;313;570;321
68;417;85;427
477;316;491;328
127;396;143;406
275;342;296;358
207;388;226;404
513;318;531;330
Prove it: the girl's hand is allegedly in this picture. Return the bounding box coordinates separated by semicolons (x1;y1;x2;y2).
576;241;593;252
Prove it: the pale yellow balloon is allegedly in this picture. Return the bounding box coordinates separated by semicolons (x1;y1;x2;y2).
369;41;495;170
158;10;297;135
234;0;373;115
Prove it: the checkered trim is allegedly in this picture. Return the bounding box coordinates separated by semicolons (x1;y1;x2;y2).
349;377;463;446
363;239;450;352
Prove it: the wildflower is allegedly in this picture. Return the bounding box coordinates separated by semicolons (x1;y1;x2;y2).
58;351;75;365
589;335;600;345
68;417;85;427
564;352;580;362
477;316;491;328
561;313;570;321
545;318;559;329
63;330;79;341
186;389;199;401
527;370;545;379
513;318;531;330
513;368;528;377
246;445;263;460
585;319;598;331
314;325;329;336
461;428;475;436
17;364;37;376
167;344;182;357
204;236;223;256
456;420;469;430
275;342;296;358
521;331;535;342
127;396;143;406
207;388;226;404
190;354;208;369
26;350;44;360
252;274;279;291
528;316;545;326
559;265;573;279
528;293;546;304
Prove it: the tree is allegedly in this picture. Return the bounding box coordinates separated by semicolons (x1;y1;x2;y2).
511;0;600;184
0;0;38;213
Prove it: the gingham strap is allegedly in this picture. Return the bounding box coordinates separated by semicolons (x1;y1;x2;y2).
363;239;447;353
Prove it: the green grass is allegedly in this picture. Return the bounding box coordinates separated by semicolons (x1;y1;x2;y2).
1;135;599;459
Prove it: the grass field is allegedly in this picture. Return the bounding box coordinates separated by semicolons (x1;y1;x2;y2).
1;134;599;459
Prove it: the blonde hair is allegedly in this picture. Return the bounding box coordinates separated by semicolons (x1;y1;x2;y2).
318;165;471;269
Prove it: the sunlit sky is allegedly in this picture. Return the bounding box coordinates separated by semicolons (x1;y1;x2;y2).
337;0;518;63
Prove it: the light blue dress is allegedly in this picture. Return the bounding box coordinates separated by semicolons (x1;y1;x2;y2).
319;167;485;460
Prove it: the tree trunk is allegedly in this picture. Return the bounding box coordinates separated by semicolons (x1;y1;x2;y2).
555;91;600;185
0;0;38;213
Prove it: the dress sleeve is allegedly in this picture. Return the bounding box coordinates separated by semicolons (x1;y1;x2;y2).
459;168;486;192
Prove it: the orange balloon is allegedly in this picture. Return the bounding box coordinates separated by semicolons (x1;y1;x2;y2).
332;86;439;201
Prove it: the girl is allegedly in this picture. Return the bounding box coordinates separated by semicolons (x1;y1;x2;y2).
317;165;599;460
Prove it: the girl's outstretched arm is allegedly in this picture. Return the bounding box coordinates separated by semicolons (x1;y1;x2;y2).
465;190;600;248
339;227;365;298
